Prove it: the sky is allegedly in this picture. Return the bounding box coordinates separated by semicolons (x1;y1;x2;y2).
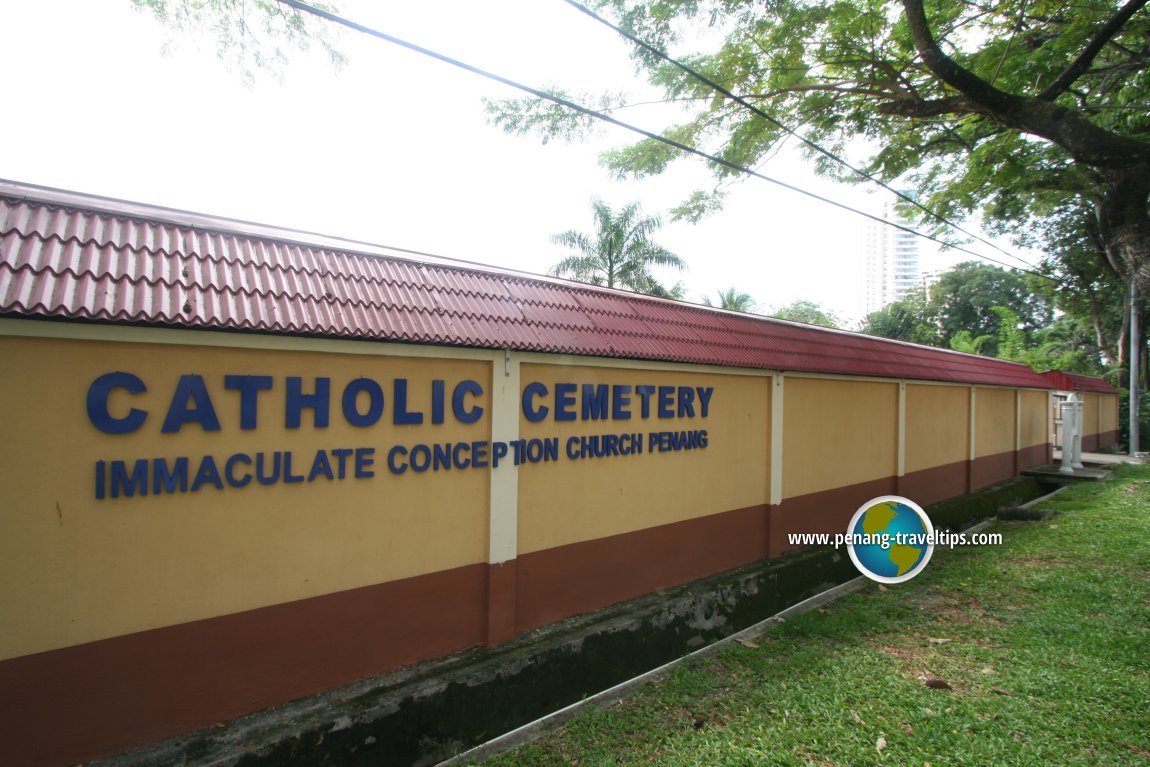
1;0;1015;324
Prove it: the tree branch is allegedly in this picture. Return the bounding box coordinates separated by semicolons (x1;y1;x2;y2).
901;0;1150;167
1037;0;1149;101
877;96;976;118
901;0;1023;114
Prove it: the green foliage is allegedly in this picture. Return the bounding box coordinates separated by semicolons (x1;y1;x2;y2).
482;466;1150;767
948;329;992;355
702;287;756;312
1117;388;1150;449
131;0;345;85
860;286;940;346
484;89;625;146
930;262;1051;357
862;262;1073;365
486;0;1150;341
549;199;687;296
769;299;840;328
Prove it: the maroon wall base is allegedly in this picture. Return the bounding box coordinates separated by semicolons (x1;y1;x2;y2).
898;461;968;507
1017;443;1047;470
971;450;1015;490
0;452;1055;766
0;564;488;767
769;478;897;557
516;504;770;633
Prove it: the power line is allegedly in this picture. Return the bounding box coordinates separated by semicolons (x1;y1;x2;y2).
273;0;1054;279
560;0;1042;273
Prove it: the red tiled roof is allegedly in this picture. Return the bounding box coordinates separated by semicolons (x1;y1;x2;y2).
0;180;1053;389
1039;370;1117;394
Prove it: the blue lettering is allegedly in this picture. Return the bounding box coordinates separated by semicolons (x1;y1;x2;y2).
432;379;446;424
110;459;148;497
554;383;577;421
635;385;656;418
677;386;696;417
697;387;714;417
526;438;558;463
612;385;632;420
191;455;224;491
285;377;330;429
256;452;282;484
393;378;424;425
283;451;305;483
388;445;408;474
433;443;451;471
225;375;272;430
162;375;221;433
453;380;484;424
472;440;489;468
153;457;189;494
225;453;253;488
355;447;375;478
410;444;431;473
308;449;334;481
342;378;384;427
492;441;508;467
522;382;549;422
453;442;471;469
582;384;609;420
87;372;148;434
657;386;675;419
331;448;353;479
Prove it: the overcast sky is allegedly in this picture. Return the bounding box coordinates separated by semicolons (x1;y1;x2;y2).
2;0;1026;323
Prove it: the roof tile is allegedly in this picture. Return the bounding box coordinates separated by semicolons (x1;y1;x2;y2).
0;184;1056;390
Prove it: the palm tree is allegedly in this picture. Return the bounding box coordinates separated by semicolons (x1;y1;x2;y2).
549;199;686;295
702;287;757;312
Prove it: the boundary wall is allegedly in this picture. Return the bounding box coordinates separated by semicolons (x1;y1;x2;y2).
1;320;1051;765
1079;391;1120;451
1040;370;1121;451
0;180;1111;765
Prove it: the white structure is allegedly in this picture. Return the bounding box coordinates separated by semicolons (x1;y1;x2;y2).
864;194;921;315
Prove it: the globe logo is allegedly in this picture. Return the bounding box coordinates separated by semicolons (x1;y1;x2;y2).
845;495;934;583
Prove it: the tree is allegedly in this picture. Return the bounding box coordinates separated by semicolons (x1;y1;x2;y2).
702;287;757;312
770;300;841;328
130;0;345;85
488;0;1150;320
860;286;940;345
860;263;1055;356
549;199;687;295
1020;201;1139;371
930;262;1051;357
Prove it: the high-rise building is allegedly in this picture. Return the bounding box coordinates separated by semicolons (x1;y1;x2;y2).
864;195;921;315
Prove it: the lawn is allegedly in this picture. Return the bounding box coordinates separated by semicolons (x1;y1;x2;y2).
474;466;1150;766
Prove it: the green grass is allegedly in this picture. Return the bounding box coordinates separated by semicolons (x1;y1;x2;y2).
477;467;1150;766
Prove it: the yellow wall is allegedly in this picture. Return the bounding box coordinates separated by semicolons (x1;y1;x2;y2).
782;378;897;498
975;387;1016;458
1019;390;1048;448
0;335;491;660
516;365;769;555
904;384;969;473
1;324;1063;665
1082;393;1101;436
1100;394;1118;433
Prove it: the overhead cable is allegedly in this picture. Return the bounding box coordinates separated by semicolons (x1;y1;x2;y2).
560;0;1041;272
273;0;1053;277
